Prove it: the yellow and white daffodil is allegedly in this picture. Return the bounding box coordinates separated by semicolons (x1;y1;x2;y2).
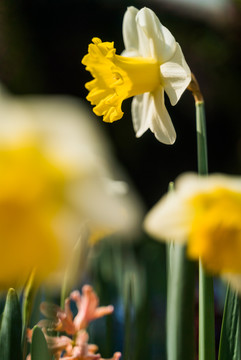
144;173;241;292
82;6;191;144
0;84;143;289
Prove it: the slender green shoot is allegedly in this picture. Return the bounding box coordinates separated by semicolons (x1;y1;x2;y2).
189;74;215;360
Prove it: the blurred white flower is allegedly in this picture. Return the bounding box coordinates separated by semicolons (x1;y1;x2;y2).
82;6;191;144
0;84;144;288
144;172;241;293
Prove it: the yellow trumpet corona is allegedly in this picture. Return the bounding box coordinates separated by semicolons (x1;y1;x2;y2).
82;38;160;123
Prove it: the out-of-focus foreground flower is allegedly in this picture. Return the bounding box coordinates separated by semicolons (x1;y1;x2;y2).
144;173;241;292
27;285;121;360
0;83;144;289
82;6;191;144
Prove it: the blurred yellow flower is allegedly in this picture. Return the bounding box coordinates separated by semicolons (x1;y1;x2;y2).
82;6;191;144
144;173;241;292
0;145;65;288
0;85;144;289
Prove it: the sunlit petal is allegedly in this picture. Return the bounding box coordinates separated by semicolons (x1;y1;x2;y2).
136;7;176;61
161;44;191;106
122;6;139;56
150;89;176;144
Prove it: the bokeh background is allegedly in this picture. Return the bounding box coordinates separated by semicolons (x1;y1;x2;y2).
1;0;241;204
0;0;241;359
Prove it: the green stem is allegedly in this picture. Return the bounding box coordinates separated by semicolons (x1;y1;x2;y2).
60;272;69;309
123;274;133;360
239;297;241;359
60;233;89;308
166;180;196;360
195;99;215;360
196;102;208;176
199;262;215;360
218;285;241;360
21;270;38;360
166;244;196;360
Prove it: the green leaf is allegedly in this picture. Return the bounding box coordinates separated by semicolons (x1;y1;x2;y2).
166;244;196;360
199;264;215;360
22;269;38;359
31;326;51;360
0;288;22;360
218;285;241;360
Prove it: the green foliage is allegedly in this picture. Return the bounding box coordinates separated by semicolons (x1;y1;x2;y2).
218;286;241;360
0;288;22;360
196;98;215;360
31;326;51;360
166;244;196;360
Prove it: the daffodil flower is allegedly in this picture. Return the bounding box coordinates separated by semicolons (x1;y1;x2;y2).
82;6;191;144
144;173;241;292
0;84;144;289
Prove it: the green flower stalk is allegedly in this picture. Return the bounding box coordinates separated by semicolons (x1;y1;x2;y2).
189;74;215;360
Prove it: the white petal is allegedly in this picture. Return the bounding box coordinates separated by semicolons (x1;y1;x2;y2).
144;190;192;243
131;93;152;138
145;171;241;251
161;44;191;106
71;176;144;235
150;88;176;144
121;49;140;58
222;274;241;295
175;172;241;196
122;6;139;55
136;7;176;62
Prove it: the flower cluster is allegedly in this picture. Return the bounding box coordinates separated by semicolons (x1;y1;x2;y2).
27;285;121;360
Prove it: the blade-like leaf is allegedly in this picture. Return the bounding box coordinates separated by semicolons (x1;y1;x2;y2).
218;285;241;360
0;288;22;360
166;243;196;360
31;326;51;360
